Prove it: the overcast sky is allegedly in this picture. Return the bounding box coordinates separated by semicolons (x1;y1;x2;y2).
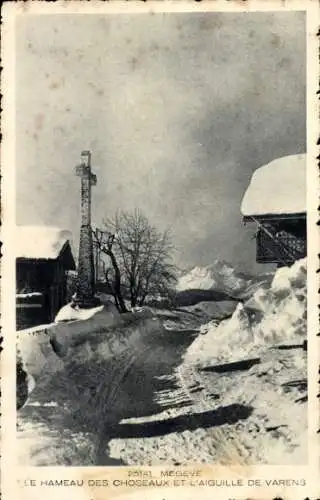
16;11;306;273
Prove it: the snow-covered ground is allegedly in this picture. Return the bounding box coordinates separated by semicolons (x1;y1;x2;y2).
184;258;306;366
54;303;105;322
109;345;306;465
109;258;307;465
17;259;307;466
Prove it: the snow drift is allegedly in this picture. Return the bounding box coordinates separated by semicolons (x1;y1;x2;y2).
17;301;154;384
17;307;173;465
185;258;307;366
177;258;307;465
17;303;165;419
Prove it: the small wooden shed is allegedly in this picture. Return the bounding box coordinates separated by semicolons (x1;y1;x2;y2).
241;154;306;266
16;226;76;328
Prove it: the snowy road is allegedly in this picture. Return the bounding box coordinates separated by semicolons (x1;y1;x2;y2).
18;319;200;465
17;307;307;466
107;339;307;466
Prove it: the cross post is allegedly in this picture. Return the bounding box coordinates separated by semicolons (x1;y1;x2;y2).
74;150;100;308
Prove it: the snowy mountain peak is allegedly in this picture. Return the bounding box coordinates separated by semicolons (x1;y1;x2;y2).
176;259;250;295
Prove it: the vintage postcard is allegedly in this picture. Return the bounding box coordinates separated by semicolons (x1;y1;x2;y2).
1;1;319;499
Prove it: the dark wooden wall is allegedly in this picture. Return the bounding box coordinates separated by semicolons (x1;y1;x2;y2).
16;257;68;327
256;217;306;265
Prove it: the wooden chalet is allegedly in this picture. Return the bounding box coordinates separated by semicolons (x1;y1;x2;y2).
241;154;306;266
16;226;76;329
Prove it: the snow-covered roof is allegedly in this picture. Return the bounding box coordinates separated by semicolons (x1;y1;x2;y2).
241;154;306;218
15;226;74;260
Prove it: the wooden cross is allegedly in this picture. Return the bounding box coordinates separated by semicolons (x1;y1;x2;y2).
74;150;100;306
75;150;97;227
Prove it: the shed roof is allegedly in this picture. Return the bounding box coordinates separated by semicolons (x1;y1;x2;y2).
15;226;75;265
241;154;306;218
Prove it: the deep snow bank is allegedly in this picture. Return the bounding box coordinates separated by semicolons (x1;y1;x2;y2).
185;258;307;365
54;303;105;322
17;310;169;465
17;301;157;383
17;303;165;424
17;302;120;379
17;327;64;380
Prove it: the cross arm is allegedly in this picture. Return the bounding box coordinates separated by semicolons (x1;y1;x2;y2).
75;164;97;186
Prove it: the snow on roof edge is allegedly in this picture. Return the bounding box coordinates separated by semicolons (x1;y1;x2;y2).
15;225;74;260
241;154;306;217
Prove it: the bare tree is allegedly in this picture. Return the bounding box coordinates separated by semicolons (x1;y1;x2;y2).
92;229;128;313
100;209;177;308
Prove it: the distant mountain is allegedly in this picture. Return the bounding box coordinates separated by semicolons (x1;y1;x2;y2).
176;259;272;303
